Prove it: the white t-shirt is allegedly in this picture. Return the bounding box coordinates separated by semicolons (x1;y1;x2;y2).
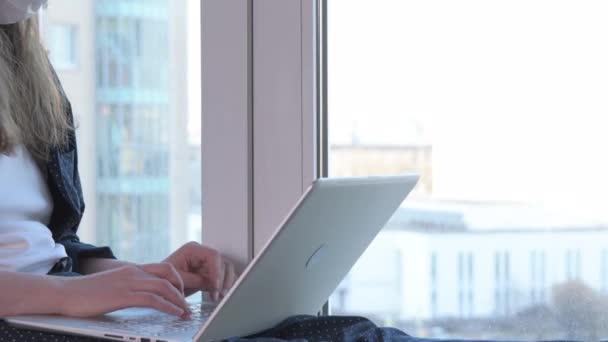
0;145;68;274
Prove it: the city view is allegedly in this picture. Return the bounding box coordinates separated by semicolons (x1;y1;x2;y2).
328;0;608;340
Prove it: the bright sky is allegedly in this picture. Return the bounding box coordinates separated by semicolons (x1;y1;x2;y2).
329;0;608;221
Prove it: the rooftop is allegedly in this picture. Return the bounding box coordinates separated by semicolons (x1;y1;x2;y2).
386;200;608;234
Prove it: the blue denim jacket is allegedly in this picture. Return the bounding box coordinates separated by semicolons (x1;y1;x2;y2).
47;78;115;273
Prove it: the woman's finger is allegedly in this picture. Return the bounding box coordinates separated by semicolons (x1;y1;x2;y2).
139;263;185;295
214;260;225;301
198;247;223;292
129;292;186;318
130;278;190;314
220;261;236;298
180;271;204;290
181;245;224;298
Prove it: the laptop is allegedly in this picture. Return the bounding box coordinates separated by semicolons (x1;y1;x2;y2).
5;175;419;342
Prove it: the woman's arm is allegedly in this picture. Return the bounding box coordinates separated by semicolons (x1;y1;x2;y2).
0;266;191;319
0;271;65;317
79;258;133;275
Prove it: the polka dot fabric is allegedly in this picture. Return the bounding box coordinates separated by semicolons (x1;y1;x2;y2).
1;316;585;342
235;315;413;342
1;316;412;341
0;321;103;342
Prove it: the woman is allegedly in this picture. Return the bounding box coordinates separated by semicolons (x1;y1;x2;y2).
0;0;236;322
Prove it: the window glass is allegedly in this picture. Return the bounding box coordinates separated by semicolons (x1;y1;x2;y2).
328;0;608;339
43;0;201;263
49;23;78;69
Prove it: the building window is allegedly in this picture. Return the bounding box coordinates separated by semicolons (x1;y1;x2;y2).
530;250;546;304
458;252;464;317
467;252;474;317
430;252;438;318
530;250;536;303
495;251;511;316
602;249;608;293
458;251;474;318
49;23;78;70
566;249;582;280
539;251;546;302
505;251;511;314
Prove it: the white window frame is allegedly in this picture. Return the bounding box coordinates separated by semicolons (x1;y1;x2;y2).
201;0;319;271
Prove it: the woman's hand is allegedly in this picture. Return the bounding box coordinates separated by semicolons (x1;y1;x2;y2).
57;264;192;318
163;242;237;300
74;242;237;307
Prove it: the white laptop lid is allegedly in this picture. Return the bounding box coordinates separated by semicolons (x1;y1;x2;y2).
198;174;419;341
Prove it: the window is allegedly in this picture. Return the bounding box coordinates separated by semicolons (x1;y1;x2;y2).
530;250;547;304
530;251;536;302
48;24;78;70
602;249;608;293
467;252;474;317
326;1;608;339
43;0;201;263
430;252;438;318
457;252;474;318
458;252;464;317
494;251;510;316
565;249;582;281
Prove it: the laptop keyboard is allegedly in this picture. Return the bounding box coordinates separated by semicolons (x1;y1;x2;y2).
90;303;215;337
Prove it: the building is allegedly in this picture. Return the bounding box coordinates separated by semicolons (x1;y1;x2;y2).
43;0;197;262
330;144;433;198
333;200;608;322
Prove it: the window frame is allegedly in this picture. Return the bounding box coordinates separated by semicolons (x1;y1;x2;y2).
200;0;320;271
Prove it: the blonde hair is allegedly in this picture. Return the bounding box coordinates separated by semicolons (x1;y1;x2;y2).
0;17;71;161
